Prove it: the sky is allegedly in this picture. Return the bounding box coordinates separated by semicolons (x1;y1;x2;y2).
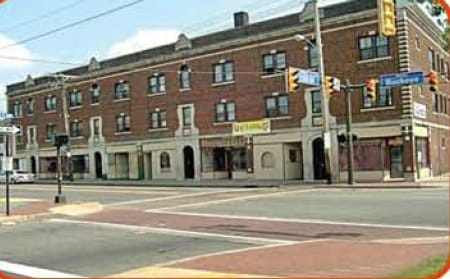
0;0;446;112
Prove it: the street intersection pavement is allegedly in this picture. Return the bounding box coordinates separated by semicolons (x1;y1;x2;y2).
0;184;448;278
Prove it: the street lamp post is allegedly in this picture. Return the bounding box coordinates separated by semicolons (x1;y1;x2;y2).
294;0;333;184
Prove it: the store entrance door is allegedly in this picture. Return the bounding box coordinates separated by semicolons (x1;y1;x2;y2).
389;146;404;178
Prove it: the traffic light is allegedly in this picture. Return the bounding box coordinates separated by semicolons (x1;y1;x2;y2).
366;79;378;102
324;76;341;97
378;0;396;36
427;70;439;92
286;67;300;93
53;133;69;147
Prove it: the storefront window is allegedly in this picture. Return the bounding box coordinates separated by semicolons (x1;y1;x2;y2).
160;152;171;172
232;148;247;170
416;138;429;168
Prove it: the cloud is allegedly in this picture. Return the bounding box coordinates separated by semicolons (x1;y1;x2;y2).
107;29;180;58
0;34;34;69
0;83;6;113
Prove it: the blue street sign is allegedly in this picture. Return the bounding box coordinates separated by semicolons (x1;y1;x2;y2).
296;70;321;87
379;71;424;87
0;113;14;120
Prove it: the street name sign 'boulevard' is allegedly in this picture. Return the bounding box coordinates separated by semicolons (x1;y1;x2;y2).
0;126;20;134
380;71;424;87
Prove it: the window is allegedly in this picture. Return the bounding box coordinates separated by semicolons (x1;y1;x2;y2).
445;62;449;80
72;155;89;173
307;40;319;68
216;102;236;123
93;118;100;136
45;95;57;111
28;126;36;145
114;81;130;100
12;102;22;117
27;97;34;115
363;86;393;108
16;125;23;143
149;74;166;94
182;107;192;128
70;121;83;137
46;124;56;141
415;36;420;50
69;90;82;107
358;36;389;60
213;61;234;83
116;113;130;133
262;52;286;74
289;150;297;163
432;93;439;113
179;65;191;89
90;84;100;104
261;152;275;168
265;95;289;118
429;49;436;70
160;152;171;172
151;110;167;129
416;138;429;168
442;137;446;149
311;90;322;113
232;148;247;170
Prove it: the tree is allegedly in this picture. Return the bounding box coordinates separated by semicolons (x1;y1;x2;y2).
406;0;449;50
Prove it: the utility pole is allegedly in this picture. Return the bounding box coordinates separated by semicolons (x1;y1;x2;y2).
344;79;354;185
313;0;333;183
50;74;74;181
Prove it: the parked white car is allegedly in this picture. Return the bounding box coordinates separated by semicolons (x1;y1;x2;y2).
0;170;35;183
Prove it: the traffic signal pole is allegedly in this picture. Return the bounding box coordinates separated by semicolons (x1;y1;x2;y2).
313;0;333;183
344;79;354;185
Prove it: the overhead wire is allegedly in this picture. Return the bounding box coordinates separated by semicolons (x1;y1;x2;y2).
0;0;145;51
0;0;88;34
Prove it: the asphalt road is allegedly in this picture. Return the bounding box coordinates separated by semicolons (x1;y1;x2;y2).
173;188;449;228
0;221;256;277
0;184;447;277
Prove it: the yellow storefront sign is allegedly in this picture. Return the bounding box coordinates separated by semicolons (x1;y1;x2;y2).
232;119;271;136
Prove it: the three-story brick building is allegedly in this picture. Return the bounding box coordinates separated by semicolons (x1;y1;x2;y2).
6;0;449;182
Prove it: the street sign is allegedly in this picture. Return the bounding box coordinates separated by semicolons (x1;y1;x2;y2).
0;126;20;134
0;113;14;121
379;71;424;87
296;70;321;87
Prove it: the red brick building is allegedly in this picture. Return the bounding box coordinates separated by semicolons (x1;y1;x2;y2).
6;0;449;182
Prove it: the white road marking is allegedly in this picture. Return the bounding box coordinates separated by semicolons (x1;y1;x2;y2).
48;218;294;245
157;239;329;268
371;236;449;244
9;185;184;195
0;260;81;278
106;188;256;207
151;188;321;211
145;210;449;232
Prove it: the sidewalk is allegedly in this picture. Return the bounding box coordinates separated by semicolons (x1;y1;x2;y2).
34;175;449;189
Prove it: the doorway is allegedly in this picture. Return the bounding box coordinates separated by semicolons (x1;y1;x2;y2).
183;146;195;179
389;146;404;178
30;156;37;174
94;152;102;179
313;138;326;180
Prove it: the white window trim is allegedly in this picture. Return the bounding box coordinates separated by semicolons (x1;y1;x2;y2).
357;56;392;64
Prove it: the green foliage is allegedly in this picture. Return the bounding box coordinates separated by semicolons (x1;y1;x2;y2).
392;255;448;278
405;0;448;49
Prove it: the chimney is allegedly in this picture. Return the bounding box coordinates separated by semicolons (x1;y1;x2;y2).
234;11;249;28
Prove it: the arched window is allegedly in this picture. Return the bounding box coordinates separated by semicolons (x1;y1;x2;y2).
261;152;275;168
160;152;171;172
179;65;191;89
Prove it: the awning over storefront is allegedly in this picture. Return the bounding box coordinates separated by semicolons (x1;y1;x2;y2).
200;136;246;148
